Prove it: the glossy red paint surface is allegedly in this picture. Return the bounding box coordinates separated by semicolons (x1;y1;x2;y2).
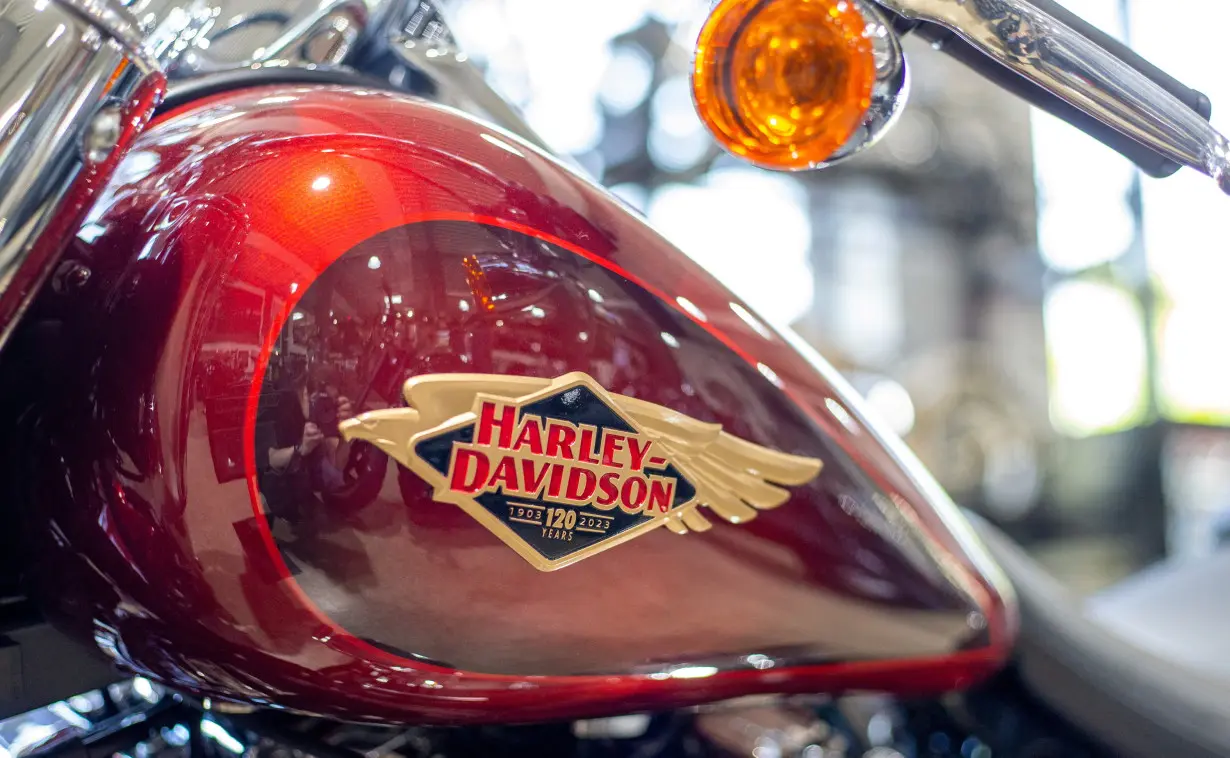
8;86;1014;723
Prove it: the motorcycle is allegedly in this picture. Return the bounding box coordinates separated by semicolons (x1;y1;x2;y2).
0;0;1227;756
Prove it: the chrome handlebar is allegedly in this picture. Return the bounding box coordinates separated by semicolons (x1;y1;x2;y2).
877;0;1230;194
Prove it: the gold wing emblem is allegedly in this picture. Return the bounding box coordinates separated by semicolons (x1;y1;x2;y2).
338;372;822;568
612;393;822;533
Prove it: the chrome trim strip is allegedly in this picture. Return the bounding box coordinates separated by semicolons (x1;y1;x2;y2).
877;0;1230;193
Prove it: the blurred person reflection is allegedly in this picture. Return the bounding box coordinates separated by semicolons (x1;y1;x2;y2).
257;360;355;531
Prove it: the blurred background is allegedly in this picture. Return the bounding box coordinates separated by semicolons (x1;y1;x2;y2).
439;0;1230;594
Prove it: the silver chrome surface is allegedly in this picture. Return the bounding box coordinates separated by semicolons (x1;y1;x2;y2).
83;103;124;163
134;0;550;144
877;0;1230;194
0;0;159;348
54;0;159;72
157;0;372;74
387;0;551;150
820;0;910;168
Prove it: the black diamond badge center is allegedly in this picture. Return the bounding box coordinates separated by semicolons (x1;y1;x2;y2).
414;385;697;560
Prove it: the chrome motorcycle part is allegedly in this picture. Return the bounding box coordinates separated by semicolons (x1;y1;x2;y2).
824;1;910;168
693;701;837;756
0;0;163;351
50;0;160;71
136;0;548;149
384;0;550;150
164;0;370;74
877;0;1230;194
82;104;124;163
0;686;1068;758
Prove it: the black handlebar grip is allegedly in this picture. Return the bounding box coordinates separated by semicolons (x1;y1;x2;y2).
906;4;1212;178
1028;0;1211;121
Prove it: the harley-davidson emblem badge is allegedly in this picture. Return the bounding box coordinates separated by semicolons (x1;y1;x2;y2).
339;372;822;570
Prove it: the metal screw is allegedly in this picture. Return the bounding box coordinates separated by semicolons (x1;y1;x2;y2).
52;261;92;294
84;105;124;164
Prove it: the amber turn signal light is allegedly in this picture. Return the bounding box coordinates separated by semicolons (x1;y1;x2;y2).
692;0;876;170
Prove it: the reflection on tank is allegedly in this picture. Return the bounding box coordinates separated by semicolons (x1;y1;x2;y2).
227;220;986;676
247;220;694;537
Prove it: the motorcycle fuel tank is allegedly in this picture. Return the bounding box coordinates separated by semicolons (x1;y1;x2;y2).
5;86;1014;723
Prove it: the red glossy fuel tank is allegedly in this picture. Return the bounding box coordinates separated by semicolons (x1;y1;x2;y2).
4;85;1014;723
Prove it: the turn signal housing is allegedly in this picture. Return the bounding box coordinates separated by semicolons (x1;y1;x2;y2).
693;0;876;170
